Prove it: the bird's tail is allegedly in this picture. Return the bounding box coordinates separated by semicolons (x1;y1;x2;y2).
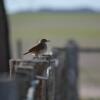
23;51;30;55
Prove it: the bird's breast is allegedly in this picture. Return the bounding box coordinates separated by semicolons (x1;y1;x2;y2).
38;44;47;54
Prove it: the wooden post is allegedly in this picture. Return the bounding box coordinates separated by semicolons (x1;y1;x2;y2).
34;65;48;100
34;55;55;100
46;66;56;100
52;48;67;100
16;39;22;59
0;0;10;72
65;40;79;100
52;40;79;100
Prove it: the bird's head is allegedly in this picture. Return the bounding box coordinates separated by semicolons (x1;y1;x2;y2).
40;39;50;43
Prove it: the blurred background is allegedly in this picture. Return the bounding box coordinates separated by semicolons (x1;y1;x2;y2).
1;0;100;100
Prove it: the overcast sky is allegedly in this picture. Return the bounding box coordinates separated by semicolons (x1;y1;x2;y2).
4;0;100;13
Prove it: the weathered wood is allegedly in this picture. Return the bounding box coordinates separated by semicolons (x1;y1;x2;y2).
52;48;67;100
33;56;56;100
9;55;56;100
33;62;49;100
52;40;79;100
65;40;79;100
46;66;56;100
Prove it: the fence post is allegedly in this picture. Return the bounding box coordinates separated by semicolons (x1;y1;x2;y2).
16;39;22;59
0;0;10;72
52;48;67;100
65;40;79;100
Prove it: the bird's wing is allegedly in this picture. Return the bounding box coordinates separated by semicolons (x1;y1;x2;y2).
29;42;44;52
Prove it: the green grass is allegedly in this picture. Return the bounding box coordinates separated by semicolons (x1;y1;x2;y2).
9;12;100;46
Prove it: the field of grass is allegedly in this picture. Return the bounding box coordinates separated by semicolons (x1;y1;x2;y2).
8;12;100;98
9;13;100;47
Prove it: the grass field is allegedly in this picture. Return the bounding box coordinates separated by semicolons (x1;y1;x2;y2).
8;12;100;98
9;12;100;47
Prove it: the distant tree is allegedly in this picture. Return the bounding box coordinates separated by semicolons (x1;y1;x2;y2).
0;0;10;72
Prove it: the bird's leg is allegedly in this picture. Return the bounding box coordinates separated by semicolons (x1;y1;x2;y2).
33;53;40;59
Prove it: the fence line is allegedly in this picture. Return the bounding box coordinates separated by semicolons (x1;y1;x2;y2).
15;39;100;100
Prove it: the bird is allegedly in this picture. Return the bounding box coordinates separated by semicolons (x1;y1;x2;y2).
23;39;50;57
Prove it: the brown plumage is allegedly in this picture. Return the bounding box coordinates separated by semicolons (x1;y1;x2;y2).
24;39;50;56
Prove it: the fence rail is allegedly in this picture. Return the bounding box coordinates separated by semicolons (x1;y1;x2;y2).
80;48;100;53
